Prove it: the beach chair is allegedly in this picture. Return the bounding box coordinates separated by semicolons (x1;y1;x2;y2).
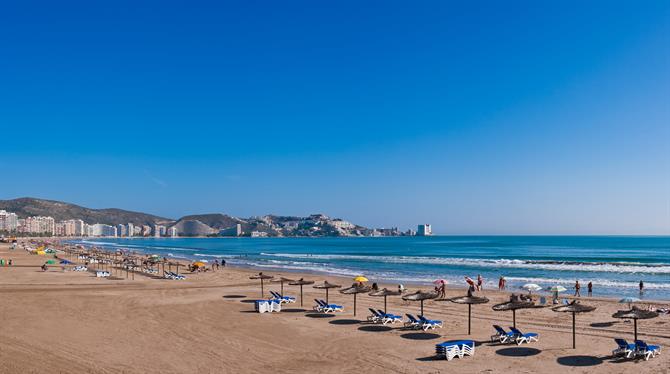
404;314;421;329
269;299;282;312
613;338;636;358
377;309;402;325
367;308;382;323
491;325;515;343
418;315;443;331
313;299;326;312
509;327;539;345
435;340;475;361
634;340;661;361
270;291;296;304
255;300;270;313
316;299;343;313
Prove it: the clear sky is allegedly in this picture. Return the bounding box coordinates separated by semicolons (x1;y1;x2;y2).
1;1;669;235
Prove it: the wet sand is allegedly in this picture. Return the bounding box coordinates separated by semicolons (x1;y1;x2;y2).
0;242;668;373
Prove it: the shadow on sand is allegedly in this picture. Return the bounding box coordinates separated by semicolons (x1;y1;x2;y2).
358;325;393;332
496;347;542;357
239;299;258;303
556;356;603;367
590;322;616;328
223;295;247;299
305;313;335;318
400;332;441;340
280;308;307;313
329;319;361;325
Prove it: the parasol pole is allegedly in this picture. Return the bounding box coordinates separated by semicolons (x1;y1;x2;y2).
572;311;576;349
354;293;357;316
384;295;387;314
300;285;304;307
468;304;472;335
513;309;516;328
634;319;638;341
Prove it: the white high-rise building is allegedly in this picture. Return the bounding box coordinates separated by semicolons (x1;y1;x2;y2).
127;223;134;237
0;210;19;231
417;224;432;236
117;224;127;237
168;227;178;237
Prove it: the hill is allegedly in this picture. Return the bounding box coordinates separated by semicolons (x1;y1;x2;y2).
0;197;173;226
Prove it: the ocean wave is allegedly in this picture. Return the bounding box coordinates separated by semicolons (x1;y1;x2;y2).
259;253;670;274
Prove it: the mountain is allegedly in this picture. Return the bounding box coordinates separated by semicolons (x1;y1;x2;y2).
176;214;245;229
0;197;173;226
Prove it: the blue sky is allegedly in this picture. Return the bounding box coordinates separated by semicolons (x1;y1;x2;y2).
1;1;669;234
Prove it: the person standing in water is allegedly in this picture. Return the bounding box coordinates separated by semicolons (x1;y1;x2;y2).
574;280;581;297
587;281;593;297
477;274;483;291
639;280;644;294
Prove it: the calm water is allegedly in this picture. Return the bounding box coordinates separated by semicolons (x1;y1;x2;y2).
70;236;670;300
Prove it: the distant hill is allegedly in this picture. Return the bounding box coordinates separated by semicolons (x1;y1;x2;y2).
0;197;173;226
176;213;245;229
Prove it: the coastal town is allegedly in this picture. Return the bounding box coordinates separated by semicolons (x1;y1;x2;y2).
0;199;433;238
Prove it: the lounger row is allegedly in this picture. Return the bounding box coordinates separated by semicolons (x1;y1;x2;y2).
367;309;403;325
270;291;296;304
613;339;661;361
255;299;281;313
164;271;186;280
491;325;539;345
313;299;343;313
405;314;443;331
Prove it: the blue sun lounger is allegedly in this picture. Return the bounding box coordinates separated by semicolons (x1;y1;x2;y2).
509;327;539;345
315;299;343;313
377;309;402;325
491;325;516;344
270;291;296;304
436;340;476;361
613;338;636;358
418;315;443;331
635;340;661;361
368;308;383;323
404;314;421;329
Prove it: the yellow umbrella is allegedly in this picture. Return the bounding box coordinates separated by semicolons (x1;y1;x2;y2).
353;276;369;283
193;261;206;268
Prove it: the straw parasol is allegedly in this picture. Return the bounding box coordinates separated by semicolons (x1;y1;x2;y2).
492;296;535;328
448;295;490;335
313;281;341;304
340;285;371;316
249;272;274;298
369;288;401;314
288;278;315;307
271;276;295;297
402;290;438;316
612;306;659;341
552;301;597;348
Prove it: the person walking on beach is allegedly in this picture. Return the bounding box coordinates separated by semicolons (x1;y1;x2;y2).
587;281;592;297
222;259;226;267
639;280;644;294
498;276;504;291
477;274;483;291
574;280;581;297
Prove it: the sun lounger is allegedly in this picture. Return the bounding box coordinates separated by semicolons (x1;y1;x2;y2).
491;325;516;343
404;314;422;329
255;300;271;313
95;271;110;278
368;308;382;323
634;340;661;361
435;340;475;361
613;338;636;358
377;309;402;325
270;291;296;304
418;315;443;331
509;327;539;345
314;299;343;313
269;299;282;312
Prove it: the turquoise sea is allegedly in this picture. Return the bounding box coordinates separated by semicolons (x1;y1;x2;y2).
71;236;670;300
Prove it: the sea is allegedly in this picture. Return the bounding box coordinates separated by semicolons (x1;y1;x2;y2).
68;236;670;300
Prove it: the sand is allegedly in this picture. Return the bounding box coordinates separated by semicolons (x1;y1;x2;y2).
0;241;668;374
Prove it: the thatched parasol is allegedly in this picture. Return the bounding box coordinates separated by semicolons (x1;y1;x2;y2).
313;281;341;304
552;301;596;348
288;278;315;307
402;290;438;316
369;288;402;314
271;276;295;297
340;285;371;316
612;306;659;341
249;272;274;297
448;295;490;335
492;297;535;328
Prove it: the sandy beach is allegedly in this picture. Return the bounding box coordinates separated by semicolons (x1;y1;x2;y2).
0;241;668;374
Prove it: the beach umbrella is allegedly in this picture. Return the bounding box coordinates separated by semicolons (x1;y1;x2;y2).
433;279;447;285
448;295;490;335
552;301;597;348
249;273;274;298
368;288;402;314
45;260;56;265
492;298;535;328
612;306;659;341
313;281;341;304
353;276;369;283
549;285;567;293
271;276;295;297
59;259;73;265
402;290;438;316
619;297;640;308
522;283;542;294
340;285;371;316
192;261;206;268
288;278;315;307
